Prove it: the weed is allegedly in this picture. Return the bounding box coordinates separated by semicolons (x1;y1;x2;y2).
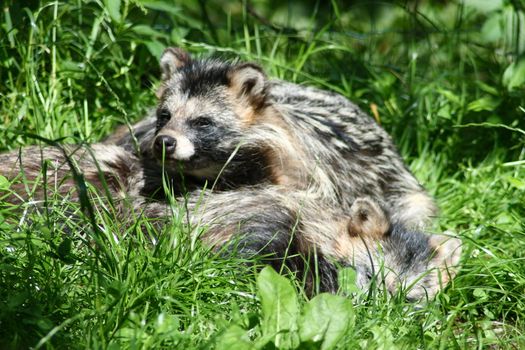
1;0;524;348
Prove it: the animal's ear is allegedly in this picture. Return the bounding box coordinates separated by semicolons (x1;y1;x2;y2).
159;47;191;81
429;233;462;273
227;63;268;109
347;197;390;239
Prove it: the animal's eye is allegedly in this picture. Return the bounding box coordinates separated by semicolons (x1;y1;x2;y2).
192;117;214;129
157;108;171;125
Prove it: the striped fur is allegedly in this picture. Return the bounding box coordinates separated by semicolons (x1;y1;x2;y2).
0;144;461;300
108;49;437;229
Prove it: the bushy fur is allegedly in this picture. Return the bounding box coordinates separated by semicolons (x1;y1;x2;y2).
0;49;460;301
162;189;461;300
0;144;461;300
108;48;437;229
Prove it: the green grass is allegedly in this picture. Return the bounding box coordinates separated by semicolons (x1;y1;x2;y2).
1;0;525;348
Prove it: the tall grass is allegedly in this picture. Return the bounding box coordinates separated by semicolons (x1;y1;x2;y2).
1;0;524;348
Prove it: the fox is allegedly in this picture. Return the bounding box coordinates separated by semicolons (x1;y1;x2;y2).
0;144;461;301
107;47;437;230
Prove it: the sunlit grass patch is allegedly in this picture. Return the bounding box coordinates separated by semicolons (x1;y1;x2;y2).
0;0;524;348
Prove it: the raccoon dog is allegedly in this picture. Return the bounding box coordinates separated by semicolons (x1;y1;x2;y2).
0;144;461;300
108;48;436;229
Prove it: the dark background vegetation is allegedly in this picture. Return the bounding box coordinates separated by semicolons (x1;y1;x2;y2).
1;0;524;348
2;0;524;165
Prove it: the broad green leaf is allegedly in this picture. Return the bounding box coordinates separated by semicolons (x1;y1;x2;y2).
145;40;166;59
107;343;120;350
131;25;168;39
503;57;525;91
495;212;514;225
155;313;180;334
438;89;461;105
507;176;525;189
464;0;503;13
370;326;397;350
59;60;85;73
299;293;354;350
171;27;189;44
475;81;499;96
481;14;502;44
36;318;54;331
0;175;10;190
437;104;453;120
473;288;488;299
467;96;501;112
139;1;182;15
104;0;121;22
257;266;299;349
215;325;255;350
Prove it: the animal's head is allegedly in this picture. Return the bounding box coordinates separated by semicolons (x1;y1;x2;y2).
152;47;270;179
337;198;462;302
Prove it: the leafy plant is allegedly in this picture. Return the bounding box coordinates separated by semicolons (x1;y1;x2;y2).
215;266;355;350
0;0;524;348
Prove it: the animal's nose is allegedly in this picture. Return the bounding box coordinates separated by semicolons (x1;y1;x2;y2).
154;135;177;155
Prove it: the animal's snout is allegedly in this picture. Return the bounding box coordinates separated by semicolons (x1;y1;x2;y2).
154;135;177;155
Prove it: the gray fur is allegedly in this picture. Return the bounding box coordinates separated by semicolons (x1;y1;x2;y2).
109;49;437;229
0;144;461;300
0;50;460;301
